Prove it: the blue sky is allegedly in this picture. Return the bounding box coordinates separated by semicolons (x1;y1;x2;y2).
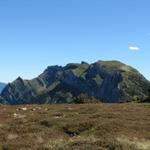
0;0;150;83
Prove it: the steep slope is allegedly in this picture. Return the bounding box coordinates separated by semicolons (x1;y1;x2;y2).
1;60;150;104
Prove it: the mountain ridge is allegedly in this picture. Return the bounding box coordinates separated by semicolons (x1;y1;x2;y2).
1;60;150;104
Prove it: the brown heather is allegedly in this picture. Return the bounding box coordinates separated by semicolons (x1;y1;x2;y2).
0;103;150;150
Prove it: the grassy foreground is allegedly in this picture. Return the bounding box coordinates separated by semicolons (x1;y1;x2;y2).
0;103;150;150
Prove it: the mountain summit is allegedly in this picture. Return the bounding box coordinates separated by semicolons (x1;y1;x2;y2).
1;60;150;104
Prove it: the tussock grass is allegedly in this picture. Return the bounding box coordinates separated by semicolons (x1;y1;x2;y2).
0;103;150;150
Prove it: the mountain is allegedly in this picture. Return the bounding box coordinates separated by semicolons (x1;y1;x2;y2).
0;82;6;104
1;60;150;104
0;82;6;93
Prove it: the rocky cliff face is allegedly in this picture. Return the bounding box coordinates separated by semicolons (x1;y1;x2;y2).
1;60;150;104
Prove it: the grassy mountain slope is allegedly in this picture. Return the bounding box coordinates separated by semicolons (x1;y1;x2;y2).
0;103;150;150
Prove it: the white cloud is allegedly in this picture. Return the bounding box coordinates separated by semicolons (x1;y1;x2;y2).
128;46;140;51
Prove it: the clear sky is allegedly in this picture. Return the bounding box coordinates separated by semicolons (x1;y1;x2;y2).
0;0;150;83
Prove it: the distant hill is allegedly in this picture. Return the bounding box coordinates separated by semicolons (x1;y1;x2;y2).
1;60;150;104
0;82;6;93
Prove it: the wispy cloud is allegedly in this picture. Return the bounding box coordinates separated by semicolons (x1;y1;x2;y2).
128;46;140;51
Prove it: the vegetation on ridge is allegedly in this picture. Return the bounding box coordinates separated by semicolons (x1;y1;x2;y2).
1;60;150;104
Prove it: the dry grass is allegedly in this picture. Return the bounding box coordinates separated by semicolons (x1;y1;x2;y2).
0;103;150;150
